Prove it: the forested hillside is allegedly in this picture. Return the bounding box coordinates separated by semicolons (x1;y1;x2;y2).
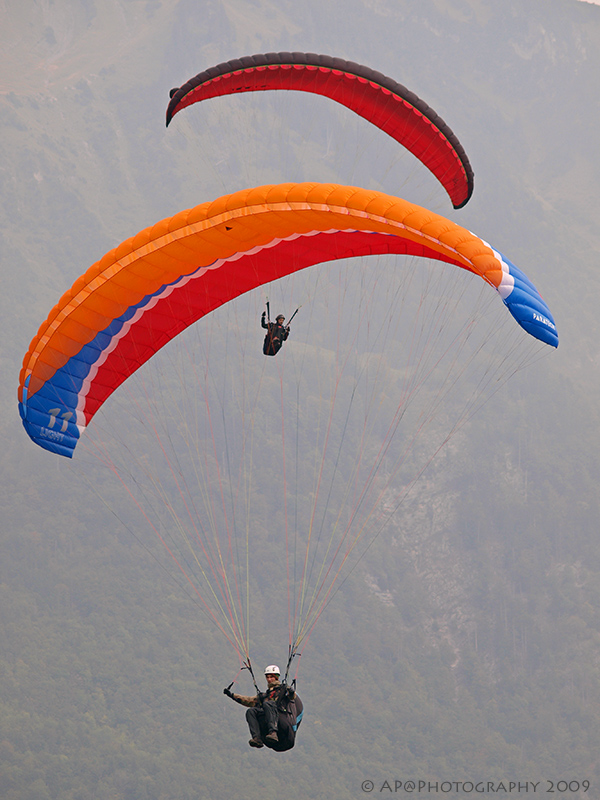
2;1;600;798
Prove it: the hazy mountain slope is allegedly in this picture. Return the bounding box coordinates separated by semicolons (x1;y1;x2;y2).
2;1;600;798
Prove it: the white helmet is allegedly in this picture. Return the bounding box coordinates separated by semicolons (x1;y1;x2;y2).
264;664;280;676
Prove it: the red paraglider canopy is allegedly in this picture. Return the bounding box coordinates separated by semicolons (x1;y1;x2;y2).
166;52;474;209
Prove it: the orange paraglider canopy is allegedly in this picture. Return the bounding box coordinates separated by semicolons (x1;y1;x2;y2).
19;182;557;458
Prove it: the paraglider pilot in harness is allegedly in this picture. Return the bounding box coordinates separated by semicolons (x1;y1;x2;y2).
262;311;290;356
223;664;303;751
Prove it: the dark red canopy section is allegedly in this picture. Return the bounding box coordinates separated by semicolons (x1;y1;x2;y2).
166;52;474;209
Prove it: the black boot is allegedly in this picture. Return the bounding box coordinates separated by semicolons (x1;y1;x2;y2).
249;737;264;748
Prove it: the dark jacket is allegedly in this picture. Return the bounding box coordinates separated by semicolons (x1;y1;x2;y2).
232;680;294;708
262;316;290;356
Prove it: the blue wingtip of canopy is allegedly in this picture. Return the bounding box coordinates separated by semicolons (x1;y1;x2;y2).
498;256;558;348
19;391;78;458
506;303;559;348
